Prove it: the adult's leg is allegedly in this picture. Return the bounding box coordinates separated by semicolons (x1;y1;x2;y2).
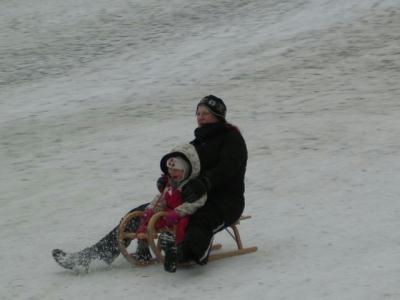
90;203;149;263
52;203;148;270
179;203;225;265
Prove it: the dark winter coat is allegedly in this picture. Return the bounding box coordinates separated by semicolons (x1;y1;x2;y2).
190;121;247;225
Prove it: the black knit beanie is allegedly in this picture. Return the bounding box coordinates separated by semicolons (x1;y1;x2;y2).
197;95;227;119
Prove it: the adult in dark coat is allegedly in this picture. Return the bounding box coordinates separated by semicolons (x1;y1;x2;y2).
52;95;247;271
178;95;248;264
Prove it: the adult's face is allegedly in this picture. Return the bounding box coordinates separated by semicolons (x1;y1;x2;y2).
196;105;219;127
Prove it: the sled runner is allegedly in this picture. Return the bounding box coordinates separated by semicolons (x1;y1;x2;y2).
117;210;258;267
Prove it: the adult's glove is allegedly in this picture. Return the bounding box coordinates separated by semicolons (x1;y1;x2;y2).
162;210;181;227
182;177;211;203
156;174;168;192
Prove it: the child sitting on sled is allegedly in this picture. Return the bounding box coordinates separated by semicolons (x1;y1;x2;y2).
133;145;206;272
52;144;205;273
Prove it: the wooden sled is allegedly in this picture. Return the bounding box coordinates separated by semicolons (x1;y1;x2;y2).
117;210;258;267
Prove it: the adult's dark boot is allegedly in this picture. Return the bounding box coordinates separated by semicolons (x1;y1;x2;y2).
52;248;93;272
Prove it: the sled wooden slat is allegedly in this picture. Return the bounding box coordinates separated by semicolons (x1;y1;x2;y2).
238;215;252;221
208;246;258;262
122;232;137;240
208;217;258;261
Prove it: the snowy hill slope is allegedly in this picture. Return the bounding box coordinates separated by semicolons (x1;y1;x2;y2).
1;0;400;299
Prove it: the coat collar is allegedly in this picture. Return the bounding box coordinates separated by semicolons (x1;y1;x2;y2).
194;122;227;141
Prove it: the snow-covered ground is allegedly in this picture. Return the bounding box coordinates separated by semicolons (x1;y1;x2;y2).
1;0;400;299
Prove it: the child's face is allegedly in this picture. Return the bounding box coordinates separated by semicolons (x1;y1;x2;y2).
168;168;185;182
